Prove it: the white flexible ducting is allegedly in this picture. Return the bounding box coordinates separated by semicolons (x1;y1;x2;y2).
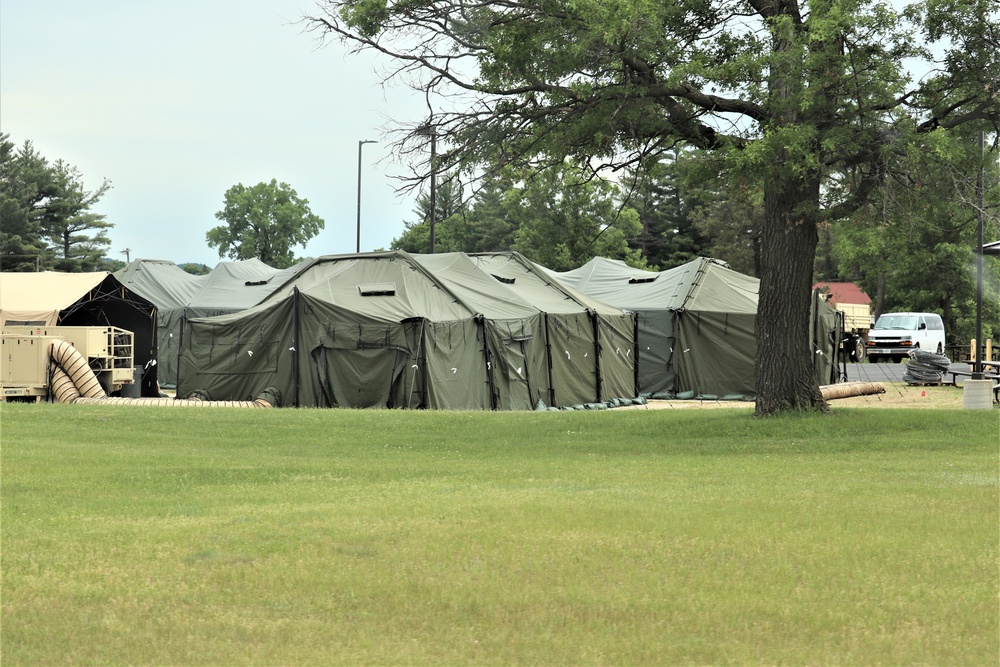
69;396;274;408
48;340;273;408
50;365;83;404
50;339;106;399
819;381;886;400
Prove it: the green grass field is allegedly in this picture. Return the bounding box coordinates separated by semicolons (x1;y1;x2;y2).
2;404;997;665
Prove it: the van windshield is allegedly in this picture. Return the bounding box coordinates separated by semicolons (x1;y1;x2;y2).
874;315;918;330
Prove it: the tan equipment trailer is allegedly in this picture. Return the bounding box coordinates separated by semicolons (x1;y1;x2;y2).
1;326;134;401
837;302;872;361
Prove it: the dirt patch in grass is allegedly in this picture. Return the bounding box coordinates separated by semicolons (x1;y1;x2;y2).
627;382;992;410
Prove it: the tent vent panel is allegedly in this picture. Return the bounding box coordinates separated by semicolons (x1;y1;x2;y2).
358;283;397;297
244;279;268;286
491;274;516;284
628;276;657;284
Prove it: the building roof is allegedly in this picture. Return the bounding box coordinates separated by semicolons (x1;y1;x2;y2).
813;281;871;306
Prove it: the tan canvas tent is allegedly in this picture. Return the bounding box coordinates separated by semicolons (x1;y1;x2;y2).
0;271;159;395
1;272;113;326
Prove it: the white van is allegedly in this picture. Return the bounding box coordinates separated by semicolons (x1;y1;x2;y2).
867;312;946;363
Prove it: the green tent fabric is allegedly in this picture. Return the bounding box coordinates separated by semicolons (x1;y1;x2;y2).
114;260;204;387
811;288;844;387
468;252;636;406
115;258;307;385
176;251;641;410
410;253;550;410
548;257;842;399
178;291;433;409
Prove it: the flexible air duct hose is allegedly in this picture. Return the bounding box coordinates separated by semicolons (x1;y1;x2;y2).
48;340;275;408
50;339;106;399
50;365;82;403
70;396;274;408
819;382;886;400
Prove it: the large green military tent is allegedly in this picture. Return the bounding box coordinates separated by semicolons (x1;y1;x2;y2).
178;252;524;409
547;257;841;399
176;251;640;409
116;258;306;385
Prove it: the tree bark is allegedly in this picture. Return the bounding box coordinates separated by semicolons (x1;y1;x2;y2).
755;171;829;415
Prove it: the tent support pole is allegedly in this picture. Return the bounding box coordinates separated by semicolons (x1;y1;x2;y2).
543;313;556;407
418;319;428;409
479;316;499;410
633;313;640;397
293;287;301;408
177;311;187;395
590;310;603;402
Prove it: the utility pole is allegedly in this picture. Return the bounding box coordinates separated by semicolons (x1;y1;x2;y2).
429;129;437;253
416;121;437;253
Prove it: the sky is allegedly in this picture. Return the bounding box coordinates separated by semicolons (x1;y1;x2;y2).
0;0;428;267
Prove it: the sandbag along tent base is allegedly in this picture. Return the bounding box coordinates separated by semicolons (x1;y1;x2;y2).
177;252;639;410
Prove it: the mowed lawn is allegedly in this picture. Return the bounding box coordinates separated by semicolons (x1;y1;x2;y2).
1;404;997;666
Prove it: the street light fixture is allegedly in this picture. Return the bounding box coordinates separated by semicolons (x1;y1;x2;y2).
356;139;377;254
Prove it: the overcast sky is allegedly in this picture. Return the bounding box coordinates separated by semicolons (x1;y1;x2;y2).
0;0;427;267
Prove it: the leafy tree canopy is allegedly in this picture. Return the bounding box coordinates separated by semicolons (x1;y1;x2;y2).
392;177;468;253
833;127;1000;343
309;0;999;415
178;262;211;276
392;161;647;269
207;179;324;269
508;160;645;270
622;151;713;271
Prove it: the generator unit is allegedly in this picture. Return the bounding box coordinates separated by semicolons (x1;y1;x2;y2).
1;326;135;401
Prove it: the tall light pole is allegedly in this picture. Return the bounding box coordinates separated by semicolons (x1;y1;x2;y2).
973;129;985;379
356;139;377;254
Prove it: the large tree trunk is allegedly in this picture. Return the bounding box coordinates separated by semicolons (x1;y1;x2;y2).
755;172;828;416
